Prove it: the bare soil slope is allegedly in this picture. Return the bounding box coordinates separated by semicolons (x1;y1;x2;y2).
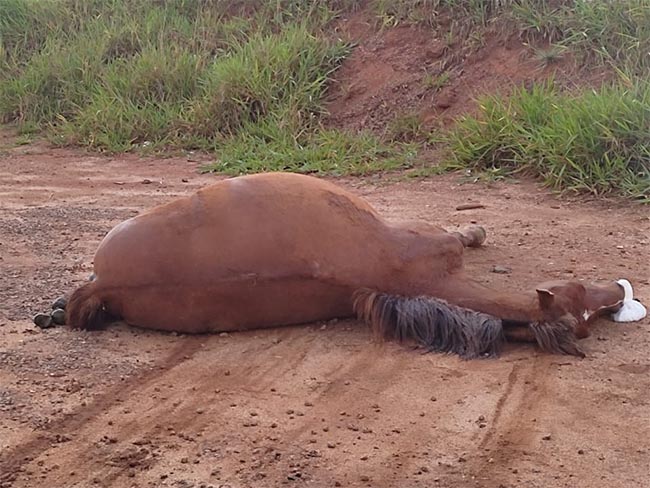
326;11;608;133
1;137;649;488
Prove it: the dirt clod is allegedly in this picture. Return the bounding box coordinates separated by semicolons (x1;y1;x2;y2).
491;265;512;274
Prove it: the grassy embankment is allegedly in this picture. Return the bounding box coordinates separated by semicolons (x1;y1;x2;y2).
440;0;650;200
0;0;412;174
0;0;648;199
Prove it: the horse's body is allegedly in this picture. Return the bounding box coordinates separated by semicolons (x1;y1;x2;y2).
67;172;643;356
71;173;466;332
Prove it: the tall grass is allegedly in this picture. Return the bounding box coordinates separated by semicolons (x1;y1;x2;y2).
444;80;650;200
373;0;515;28
56;45;206;151
373;0;650;198
1;0;414;175
512;0;650;75
186;25;349;138
375;0;650;75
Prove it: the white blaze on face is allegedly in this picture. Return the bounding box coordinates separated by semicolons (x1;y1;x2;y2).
612;279;648;323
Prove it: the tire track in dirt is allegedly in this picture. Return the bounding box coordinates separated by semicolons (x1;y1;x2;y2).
475;361;522;451
5;326;458;488
0;334;204;485
2;327;345;487
281;344;413;439
467;355;554;487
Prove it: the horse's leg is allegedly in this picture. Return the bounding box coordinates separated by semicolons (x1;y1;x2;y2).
450;225;486;248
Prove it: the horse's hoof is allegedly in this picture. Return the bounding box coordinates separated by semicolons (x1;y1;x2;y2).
51;296;67;310
33;313;54;329
51;308;66;325
463;225;487;247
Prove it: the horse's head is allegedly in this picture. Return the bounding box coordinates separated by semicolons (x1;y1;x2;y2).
535;279;644;334
522;279;641;357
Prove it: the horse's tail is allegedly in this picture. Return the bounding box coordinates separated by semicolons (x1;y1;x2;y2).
352;288;504;359
65;280;111;330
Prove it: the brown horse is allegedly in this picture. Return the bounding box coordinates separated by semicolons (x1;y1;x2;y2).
66;172;644;358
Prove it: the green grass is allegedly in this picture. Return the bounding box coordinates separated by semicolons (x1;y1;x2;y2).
373;0;650;198
512;0;650;75
387;114;425;142
206;121;417;176
2;0;650;196
373;0;514;29
532;44;567;67
186;25;349;138
0;0;412;175
443;80;650;201
375;0;650;75
423;71;451;91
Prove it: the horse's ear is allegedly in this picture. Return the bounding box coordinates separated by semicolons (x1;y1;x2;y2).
536;288;555;309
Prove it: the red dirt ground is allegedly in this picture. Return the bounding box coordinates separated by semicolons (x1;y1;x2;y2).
1;15;649;488
325;10;608;133
1;136;649;488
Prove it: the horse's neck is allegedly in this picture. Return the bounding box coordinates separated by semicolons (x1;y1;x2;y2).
426;274;542;322
385;226;541;321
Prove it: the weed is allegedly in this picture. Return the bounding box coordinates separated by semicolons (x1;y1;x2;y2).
443;79;650;199
14;133;31;145
423;71;451;91
0;0;409;176
387;114;425;142
375;1;650;76
373;0;516;29
186;25;349;138
3;0;650;193
512;0;650;75
533;44;567;67
206;122;417;176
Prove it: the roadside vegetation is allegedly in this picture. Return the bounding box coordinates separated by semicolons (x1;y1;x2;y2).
376;0;650;200
0;0;648;199
445;80;650;199
0;0;405;174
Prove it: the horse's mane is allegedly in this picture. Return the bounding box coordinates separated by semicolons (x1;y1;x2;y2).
352;289;584;359
528;319;584;357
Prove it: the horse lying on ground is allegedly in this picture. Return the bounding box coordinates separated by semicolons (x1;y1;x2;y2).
66;172;646;358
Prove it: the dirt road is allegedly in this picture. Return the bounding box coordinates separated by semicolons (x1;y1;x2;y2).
1;140;649;488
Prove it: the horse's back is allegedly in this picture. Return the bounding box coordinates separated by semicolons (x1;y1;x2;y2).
95;173;389;283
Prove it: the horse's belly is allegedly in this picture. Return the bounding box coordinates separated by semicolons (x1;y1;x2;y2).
109;277;353;333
